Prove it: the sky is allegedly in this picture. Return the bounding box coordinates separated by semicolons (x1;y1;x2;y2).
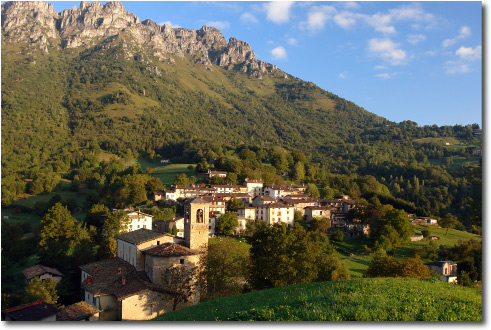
49;1;483;127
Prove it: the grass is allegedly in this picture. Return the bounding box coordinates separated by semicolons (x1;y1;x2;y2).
135;160;204;187
2;254;39;294
152;278;482;321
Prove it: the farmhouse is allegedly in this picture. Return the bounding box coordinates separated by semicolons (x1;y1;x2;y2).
426;261;458;284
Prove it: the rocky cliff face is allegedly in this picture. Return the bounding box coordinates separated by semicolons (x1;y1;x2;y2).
1;1;281;77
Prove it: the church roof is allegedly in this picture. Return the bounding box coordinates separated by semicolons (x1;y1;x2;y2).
115;229;168;245
144;243;196;257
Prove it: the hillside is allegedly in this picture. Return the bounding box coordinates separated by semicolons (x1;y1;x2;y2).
152;278;482;321
1;1;481;224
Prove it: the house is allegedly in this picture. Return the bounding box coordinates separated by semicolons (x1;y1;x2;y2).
236;217;248;234
207;170;228;178
254;203;294;226
244;179;263;197
280;198;321;215
252;195;276;206
153;191;165;202
56;301;100;321
160;159;170;164
210;185;247;194
410;234;424;242
79;198;210;320
237;206;255;220
111;209;153;232
167;217;185;238
330;211;348;227
263;185;305;199
425;261;458;283
304;206;332;222
22;264;64;284
2;301;60;321
200;196;226;213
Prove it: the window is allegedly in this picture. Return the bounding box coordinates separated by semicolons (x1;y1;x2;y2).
93;296;97;306
180;259;185;264
157;241;160;245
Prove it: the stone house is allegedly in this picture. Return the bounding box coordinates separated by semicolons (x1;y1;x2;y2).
22;264;64;284
425;261;458;283
252;195;276;206
304;206;332;222
280;197;321;215
236;206;255;220
207;170;228;178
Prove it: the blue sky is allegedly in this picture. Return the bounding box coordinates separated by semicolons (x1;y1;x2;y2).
50;1;483;127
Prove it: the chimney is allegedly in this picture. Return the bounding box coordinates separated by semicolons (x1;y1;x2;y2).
87;277;92;284
122;276;126;285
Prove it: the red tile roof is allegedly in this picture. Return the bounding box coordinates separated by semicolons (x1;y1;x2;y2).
56;301;99;321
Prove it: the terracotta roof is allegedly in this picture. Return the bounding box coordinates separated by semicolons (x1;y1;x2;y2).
255;203;293;209
211;185;245;188
153;191;165;196
80;258;152;300
144;243;196;257
2;301;60;321
56;301;99;321
260;195;276;201
22;265;64;281
115;229;168;245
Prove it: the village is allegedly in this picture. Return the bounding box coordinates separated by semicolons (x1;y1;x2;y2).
2;168;461;322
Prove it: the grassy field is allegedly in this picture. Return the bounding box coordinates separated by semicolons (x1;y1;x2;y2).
136;160;206;187
152;278;482;321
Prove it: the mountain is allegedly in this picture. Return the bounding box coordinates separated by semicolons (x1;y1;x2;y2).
1;1;481;224
1;1;385;172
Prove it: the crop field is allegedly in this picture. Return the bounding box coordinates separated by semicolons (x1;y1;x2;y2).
152;278;482;321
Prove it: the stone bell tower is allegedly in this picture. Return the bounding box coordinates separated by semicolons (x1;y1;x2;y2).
184;197;210;251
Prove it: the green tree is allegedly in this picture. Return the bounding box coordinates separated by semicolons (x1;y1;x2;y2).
216;212;239;236
305;183;320;198
332;229;344;242
249;223;348;290
174;173;191;186
85;203;110;229
293;162;305;183
160;265;199;311
23;278;59;306
225;172;238;185
310;217;330;234
204;237;250;299
172;225;178;236
38;203;86;268
227;196;244;212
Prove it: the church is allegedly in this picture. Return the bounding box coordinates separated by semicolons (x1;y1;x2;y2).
79;197;210;321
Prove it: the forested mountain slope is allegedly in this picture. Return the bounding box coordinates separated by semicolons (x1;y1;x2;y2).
1;1;481;225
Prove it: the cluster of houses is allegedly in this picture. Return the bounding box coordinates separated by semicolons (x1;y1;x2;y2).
153;178;358;237
2;177;460;321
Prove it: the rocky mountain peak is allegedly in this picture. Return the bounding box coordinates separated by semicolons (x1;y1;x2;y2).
1;1;283;77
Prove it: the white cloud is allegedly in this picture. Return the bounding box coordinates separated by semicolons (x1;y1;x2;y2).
445;60;470;74
368;38;407;65
342;2;360;9
455;45;482;60
287;37;297;46
338;72;349;79
408;34;426;45
334;11;358;29
263;1;294;24
301;5;337;31
388;5;435;22
205;21;230;30
240;12;258;24
374;65;388;70
375;73;392;79
160;21;180;28
442;26;471;48
271;46;287;60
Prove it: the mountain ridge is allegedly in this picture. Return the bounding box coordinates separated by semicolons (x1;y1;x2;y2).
1;1;283;78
